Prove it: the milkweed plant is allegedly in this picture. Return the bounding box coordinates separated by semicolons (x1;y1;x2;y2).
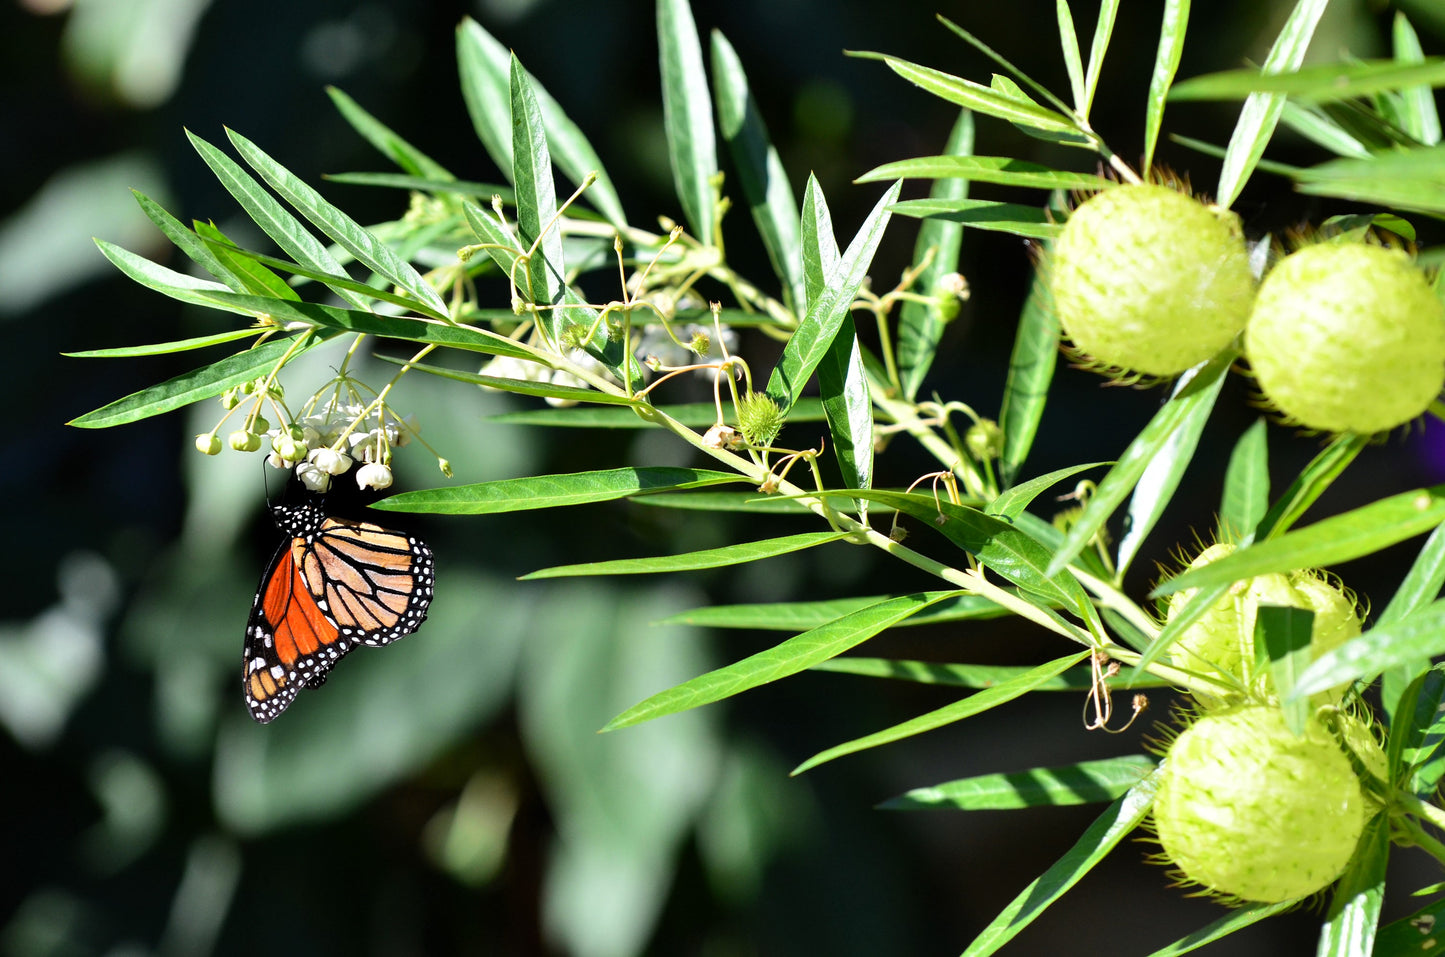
72;0;1445;951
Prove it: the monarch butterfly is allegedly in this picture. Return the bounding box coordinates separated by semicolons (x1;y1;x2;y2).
244;500;434;723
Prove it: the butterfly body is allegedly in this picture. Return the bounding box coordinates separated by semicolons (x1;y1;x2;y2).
244;501;434;723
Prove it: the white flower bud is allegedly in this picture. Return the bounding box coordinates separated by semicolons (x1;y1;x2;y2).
310;447;353;475
195;433;222;455
356;462;394;490
296;461;331;492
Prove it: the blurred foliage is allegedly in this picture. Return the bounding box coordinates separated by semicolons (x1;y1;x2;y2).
9;0;1445;955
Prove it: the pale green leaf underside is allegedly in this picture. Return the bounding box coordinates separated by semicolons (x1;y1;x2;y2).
605;591;960;731
374;467;741;514
879;754;1154;810
522;531;850;579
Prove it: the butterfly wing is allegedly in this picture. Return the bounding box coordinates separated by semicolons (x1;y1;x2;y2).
242;535;351;724
304;517;434;646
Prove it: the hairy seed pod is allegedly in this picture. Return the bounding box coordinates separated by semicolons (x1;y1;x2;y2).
1153;705;1366;903
1048;184;1255;377
1245;242;1445;433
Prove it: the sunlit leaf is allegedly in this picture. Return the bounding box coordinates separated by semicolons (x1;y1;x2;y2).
604;591;960;730
375;466;741;514
879;754;1153;810
658;0;718;243
68;334;319;428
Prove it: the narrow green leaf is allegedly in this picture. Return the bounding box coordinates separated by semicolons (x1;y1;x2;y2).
1082;0;1120;117
1394;14;1442;146
1292;597;1445;699
1215;0;1330;208
455;18;514;181
1155;486;1445;599
799;174;839;311
94;239;246;312
1171;58;1445;103
1294;145;1445;215
1255;605;1314;732
795;651;1090;774
765;180;901;412
838;489;1093;620
1379;521;1445;719
1144;902;1296;957
857;155;1110;192
961;772;1159;956
65;328;262;358
858;52;1082;137
711;30;804;311
225;128;450;318
1143;0;1191;176
322;171;515;200
509;55;567;341
630;491;814;514
1056;0;1086;111
487;396;828;429
889;197;1058;239
1315;812;1389;956
187;129;368;310
1116;366;1226;576
998;272;1059;486
374;466;740;514
986;462;1109;520
524;531;849;580
880;754;1154;810
811;658;1170;689
932;16;1076;118
1278;101;1372;158
1133;578;1233;678
1255;432;1366;540
1045;351;1232;579
193;221;301;300
897;110;974;400
455;20;625;227
818;316;873;503
605;591;960;730
389;361;635;406
130;190;244;291
195;235;444;315
1219;418;1269;543
657;0;718;243
664;592;1012;631
186;290;535;359
68;334;317;428
325;86;453;181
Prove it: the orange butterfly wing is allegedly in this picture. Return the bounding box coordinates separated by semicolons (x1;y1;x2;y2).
242;503;433;724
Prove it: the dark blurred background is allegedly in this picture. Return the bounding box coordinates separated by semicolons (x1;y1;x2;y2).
7;0;1445;954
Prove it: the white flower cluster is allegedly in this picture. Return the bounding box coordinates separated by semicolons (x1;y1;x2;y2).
264;404;416;492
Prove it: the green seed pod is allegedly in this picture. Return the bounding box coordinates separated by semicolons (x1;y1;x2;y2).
1153;705;1366;903
1165;544;1249;685
1245;242;1445;433
737;392;784;448
1048;184;1255;377
1164;548;1361;701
